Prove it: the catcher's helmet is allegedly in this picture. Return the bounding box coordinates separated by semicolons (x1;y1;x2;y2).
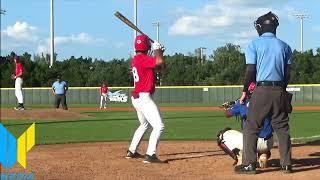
254;11;279;36
134;34;151;52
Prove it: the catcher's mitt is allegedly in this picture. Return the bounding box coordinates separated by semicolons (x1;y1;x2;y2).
219;101;236;110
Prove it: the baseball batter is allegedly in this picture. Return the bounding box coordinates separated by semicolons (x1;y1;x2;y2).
126;34;165;163
217;83;273;168
13;56;25;110
100;81;109;109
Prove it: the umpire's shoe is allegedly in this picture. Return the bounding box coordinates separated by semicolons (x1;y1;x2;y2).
125;150;144;159
281;165;292;173
234;163;256;174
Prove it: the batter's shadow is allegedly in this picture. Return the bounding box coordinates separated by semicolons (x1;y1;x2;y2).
162;150;225;163
160;150;222;156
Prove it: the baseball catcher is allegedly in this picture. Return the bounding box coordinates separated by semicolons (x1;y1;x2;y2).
217;82;273;168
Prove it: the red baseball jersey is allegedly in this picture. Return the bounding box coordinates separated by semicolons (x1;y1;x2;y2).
131;54;156;94
15;63;23;78
100;86;108;95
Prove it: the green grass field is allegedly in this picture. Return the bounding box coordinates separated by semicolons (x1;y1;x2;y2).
2;110;320;145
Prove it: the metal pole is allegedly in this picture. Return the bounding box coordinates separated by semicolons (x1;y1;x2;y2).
200;47;206;61
152;22;160;42
0;0;2;177
134;0;137;38
294;14;309;52
300;18;303;52
133;0;138;55
50;0;54;68
156;22;159;42
0;1;6;57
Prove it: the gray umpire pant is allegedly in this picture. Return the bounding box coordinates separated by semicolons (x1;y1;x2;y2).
55;94;68;110
243;86;292;166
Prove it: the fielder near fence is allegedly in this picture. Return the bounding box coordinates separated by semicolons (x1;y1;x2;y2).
0;85;319;105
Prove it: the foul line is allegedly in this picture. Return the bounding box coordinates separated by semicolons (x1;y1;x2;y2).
291;135;320;140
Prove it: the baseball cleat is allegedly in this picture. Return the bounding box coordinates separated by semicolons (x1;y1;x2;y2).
143;154;163;164
14;106;25;110
125;150;144;159
104;107;107;109
234;163;257;174
258;154;268;168
281;165;292;173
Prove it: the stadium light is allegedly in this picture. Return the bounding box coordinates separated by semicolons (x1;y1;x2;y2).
200;47;207;61
0;1;6;57
133;0;138;54
293;13;310;52
49;0;54;68
152;21;160;42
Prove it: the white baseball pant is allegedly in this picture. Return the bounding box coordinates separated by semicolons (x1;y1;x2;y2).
100;93;108;108
128;92;164;156
222;130;273;162
15;77;24;103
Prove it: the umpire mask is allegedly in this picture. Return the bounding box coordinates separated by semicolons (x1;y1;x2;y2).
254;11;279;36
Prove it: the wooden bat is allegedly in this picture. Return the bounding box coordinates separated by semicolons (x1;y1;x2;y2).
114;11;154;43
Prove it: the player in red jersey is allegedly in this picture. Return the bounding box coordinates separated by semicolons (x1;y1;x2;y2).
125;34;166;163
12;55;25;110
100;81;109;109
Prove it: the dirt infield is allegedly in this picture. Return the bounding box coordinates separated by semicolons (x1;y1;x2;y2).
0;108;93;121
1;106;319;121
70;105;320;112
1;106;319;179
3;141;320;180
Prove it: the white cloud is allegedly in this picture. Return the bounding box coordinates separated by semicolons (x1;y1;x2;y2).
55;33;105;45
169;2;274;37
36;33;107;54
222;0;289;7
113;42;126;48
3;21;38;41
169;0;293;47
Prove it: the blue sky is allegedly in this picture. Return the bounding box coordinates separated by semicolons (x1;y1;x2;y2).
1;0;320;60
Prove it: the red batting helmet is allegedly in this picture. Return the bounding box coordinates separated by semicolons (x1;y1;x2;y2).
248;82;256;94
134;34;151;52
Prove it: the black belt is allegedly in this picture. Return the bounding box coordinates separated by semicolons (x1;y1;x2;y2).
257;81;284;87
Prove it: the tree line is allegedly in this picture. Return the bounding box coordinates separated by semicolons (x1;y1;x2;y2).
1;44;320;88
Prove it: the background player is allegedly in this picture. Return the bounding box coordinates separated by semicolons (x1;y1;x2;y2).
12;55;25;110
52;75;69;110
217;82;273;168
100;81;109;109
126;34;166;163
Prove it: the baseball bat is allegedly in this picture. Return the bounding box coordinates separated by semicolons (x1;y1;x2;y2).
114;11;154;43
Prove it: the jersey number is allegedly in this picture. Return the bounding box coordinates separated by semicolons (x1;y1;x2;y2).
132;67;139;82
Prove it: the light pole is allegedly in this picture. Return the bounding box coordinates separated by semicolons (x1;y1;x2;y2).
133;0;138;39
152;21;160;42
0;3;6;57
200;47;207;61
0;0;4;176
152;22;161;85
49;0;54;68
294;14;309;52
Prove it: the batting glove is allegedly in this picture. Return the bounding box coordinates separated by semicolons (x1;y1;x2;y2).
152;41;165;52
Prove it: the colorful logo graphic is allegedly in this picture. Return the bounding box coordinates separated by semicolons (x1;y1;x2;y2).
108;90;128;102
0;123;35;169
